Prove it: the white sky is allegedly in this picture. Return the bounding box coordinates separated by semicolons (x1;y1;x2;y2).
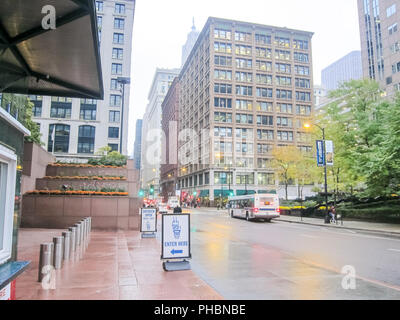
127;0;361;156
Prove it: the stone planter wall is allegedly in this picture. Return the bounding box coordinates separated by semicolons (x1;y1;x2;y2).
35;178;128;191
21;195;141;230
45;166;127;177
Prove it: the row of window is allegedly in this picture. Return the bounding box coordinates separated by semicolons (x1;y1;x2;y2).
96;1;125;14
213;126;311;141
46;123;120;154
213;99;311;114
214;75;310;87
214;112;296;127
213;28;309;50
213;42;309;62
212;87;311;101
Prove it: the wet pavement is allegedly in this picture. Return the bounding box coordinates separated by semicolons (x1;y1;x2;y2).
15;228;222;300
189;208;400;300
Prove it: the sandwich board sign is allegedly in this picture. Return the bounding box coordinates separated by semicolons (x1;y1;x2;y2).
161;214;191;271
140;208;157;238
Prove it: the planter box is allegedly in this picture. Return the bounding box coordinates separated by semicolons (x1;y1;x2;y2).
35;178;128;191
21;195;141;230
46;166;127;178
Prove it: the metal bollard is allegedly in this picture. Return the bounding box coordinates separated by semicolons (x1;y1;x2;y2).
69;227;77;252
62;231;71;260
53;236;64;269
75;223;81;246
38;243;54;282
81;219;86;243
89;217;92;233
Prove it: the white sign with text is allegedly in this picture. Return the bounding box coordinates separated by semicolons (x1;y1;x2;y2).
140;208;157;233
161;214;191;260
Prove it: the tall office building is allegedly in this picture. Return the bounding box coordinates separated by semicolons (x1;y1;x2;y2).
133;119;143;170
357;0;400;96
140;68;180;196
177;17;314;203
321;51;363;92
29;0;135;161
182;19;201;67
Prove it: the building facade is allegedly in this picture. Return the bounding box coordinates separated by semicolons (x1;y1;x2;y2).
177;17;314;203
321;51;363;92
133;119;142;170
140;68;180;196
160;78;180;201
29;0;135;161
358;0;400;96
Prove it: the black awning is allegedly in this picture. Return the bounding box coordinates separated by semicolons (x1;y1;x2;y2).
0;0;103;99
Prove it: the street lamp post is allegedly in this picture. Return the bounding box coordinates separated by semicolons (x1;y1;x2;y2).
117;77;131;154
305;123;329;224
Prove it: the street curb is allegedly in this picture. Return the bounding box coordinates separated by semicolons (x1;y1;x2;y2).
277;218;400;239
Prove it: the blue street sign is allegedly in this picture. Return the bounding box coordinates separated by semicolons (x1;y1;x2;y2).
316;140;325;167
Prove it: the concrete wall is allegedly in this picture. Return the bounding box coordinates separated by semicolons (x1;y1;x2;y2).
21;142;55;195
21;195;141;231
35;179;128;191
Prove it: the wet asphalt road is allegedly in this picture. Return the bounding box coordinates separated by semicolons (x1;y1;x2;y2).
186;208;400;300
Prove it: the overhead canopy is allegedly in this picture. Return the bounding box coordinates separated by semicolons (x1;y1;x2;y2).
0;0;103;99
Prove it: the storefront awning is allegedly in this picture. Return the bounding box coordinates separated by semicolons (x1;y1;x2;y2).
0;0;103;99
199;190;209;197
236;190;256;196
214;189;234;197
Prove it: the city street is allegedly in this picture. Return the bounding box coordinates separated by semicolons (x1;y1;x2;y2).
181;208;400;300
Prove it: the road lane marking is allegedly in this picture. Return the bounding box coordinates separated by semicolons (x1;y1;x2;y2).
300;234;318;239
388;249;400;253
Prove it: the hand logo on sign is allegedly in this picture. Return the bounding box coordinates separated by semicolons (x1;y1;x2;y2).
172;217;181;240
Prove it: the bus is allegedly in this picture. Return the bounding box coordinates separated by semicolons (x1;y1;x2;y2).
228;194;280;222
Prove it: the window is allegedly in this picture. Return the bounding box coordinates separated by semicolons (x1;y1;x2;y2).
236;100;253;111
214;97;232;108
277;131;294;141
96;1;103;12
236;72;253;83
110;94;122;107
214;29;232;39
50;98;72;118
78;126;96;154
236;58;253;69
214;172;233;185
257;129;274;141
109;111;120;122
296;104;311;115
29;95;43;117
236;114;253;124
0;147;16;264
296;91;311;102
115;3;125;14
274;36;290;48
214;42;232;53
236;158;254;168
236;85;253;96
294;52;309;62
295;78;311;88
387;4;396;17
236;173;254;185
214;127;233;137
256;47;272;58
214;112;232;123
256;101;273;112
214;69;232;80
275;50;291;60
256;74;272;85
256;60;272;71
112;48;123;60
112;63;122;75
257;158;271;169
275;63;291;74
80;99;97;120
258;173;275;185
214;141;233;153
97;16;102;28
257;115;274;126
276;103;293;114
276;76;292;86
214;83;232;94
277;117;293;127
235;45;252;56
235;31;252;42
235;128;253;139
48;124;70;153
114;18;125;30
256;87;273;98
257;144;273;155
255;34;271;45
111;79;119;90
276;89;292;100
215;55;232;66
108;143;119;152
113;33;124;44
293;39;309;50
295;65;310;75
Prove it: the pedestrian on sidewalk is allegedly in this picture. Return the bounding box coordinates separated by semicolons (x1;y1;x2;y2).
329;205;337;224
173;205;182;214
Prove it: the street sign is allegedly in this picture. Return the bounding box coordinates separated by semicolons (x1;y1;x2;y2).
325;140;334;166
161;214;191;260
316;140;325;167
140;208;157;233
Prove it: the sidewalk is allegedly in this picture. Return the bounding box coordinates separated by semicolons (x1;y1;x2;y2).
15;228;223;300
278;215;400;236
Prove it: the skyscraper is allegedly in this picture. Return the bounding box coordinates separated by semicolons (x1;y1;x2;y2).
177;17;314;203
181;18;201;67
140;68;180;196
321;51;363;92
29;0;135;161
133;119;143;170
357;0;400;96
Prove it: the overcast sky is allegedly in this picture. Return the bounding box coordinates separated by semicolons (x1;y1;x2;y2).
127;0;361;156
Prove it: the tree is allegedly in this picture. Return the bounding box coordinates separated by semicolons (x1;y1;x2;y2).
271;145;302;200
294;152;320;200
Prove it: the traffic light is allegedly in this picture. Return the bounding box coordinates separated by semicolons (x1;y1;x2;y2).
149;185;154;195
229;191;234;197
138;190;144;198
193;191;197;196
